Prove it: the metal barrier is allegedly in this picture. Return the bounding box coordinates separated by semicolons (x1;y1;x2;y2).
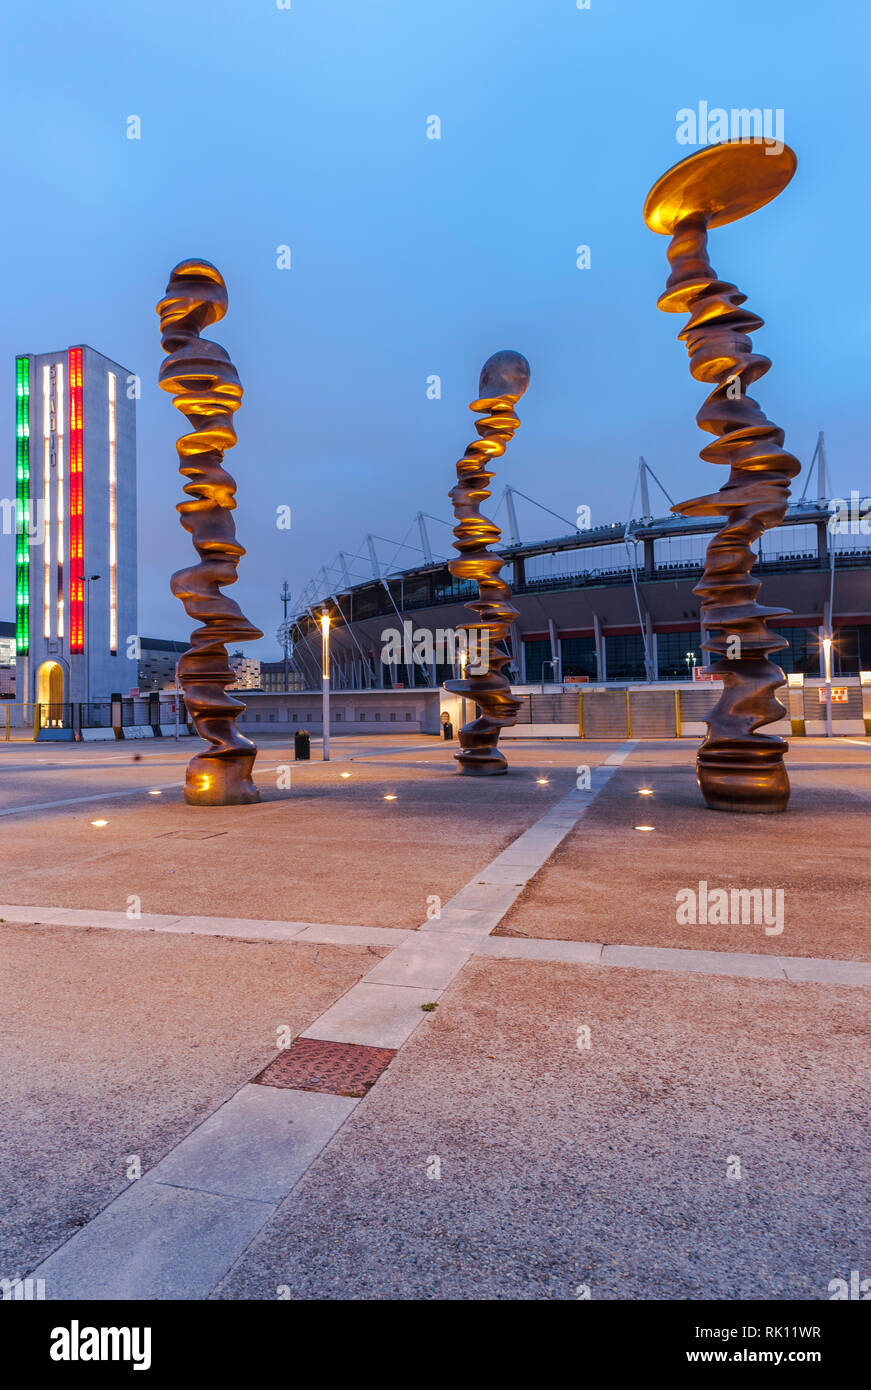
580;690;630;739
80;701;113;729
1;702;36;740
1;697;189;741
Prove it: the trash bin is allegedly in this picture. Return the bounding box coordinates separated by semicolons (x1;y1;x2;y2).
294;729;310;760
442;719;453;741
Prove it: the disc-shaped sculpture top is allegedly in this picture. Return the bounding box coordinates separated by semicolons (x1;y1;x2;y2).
643;140;797;235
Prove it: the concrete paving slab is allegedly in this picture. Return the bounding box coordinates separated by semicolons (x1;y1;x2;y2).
149;1084;357;1203
418;912;503;936
365;941;472;989
36;1180;275;1301
447;883;524;915
472;862;544;886
294;923;411;947
601;944;787;979
302;982;440;1048
151;915;308;940
783;957;871;986
476;937;604;964
0;903;70;924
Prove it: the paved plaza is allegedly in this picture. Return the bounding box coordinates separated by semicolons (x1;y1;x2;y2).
1;734;869;1299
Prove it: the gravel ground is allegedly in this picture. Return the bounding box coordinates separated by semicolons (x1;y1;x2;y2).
498;742;871;959
0;738;599;927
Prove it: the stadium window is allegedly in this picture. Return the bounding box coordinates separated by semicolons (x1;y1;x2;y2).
560;637;597;679
403;577;431;608
769;626;821;675
605;633;647;681
656;631;702;679
831;628;860;675
523;639;552;682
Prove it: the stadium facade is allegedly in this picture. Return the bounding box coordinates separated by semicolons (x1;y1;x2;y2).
285;498;871;692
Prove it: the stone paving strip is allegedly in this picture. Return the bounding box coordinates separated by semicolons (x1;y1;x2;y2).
27;746;633;1297
3;901;868;989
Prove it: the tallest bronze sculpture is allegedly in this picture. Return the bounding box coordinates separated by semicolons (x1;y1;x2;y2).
644;140;801;813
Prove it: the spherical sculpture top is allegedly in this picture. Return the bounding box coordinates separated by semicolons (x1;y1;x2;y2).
478;350;531;403
643;140;797;235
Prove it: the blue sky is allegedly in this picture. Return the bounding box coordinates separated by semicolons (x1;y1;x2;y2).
1;0;867;655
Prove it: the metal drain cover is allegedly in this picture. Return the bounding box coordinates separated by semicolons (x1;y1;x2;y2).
253;1037;397;1097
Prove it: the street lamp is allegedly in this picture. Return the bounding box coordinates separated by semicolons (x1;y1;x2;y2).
83;574;101;711
320;609;331;761
685;650;696;678
541;658;557;693
459;646;468;727
280;580;291;692
822;634;833;739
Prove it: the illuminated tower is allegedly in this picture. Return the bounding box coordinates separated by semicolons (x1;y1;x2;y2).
14;345;138;713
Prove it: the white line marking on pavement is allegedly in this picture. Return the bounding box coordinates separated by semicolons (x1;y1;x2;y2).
0;782;183;817
0;760;307;819
7;901;867;988
419;752;631;936
603;741;638;765
0;904;411;947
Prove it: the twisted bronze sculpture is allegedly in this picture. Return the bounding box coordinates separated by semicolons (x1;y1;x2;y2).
156;258;262;806
443;350;530;775
644;140;800;813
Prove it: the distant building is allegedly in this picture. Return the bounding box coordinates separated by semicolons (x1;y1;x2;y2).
229;652;261;690
260;659;305;692
138;636;189;691
0;619;15;669
0;619;15;697
12;346;137;710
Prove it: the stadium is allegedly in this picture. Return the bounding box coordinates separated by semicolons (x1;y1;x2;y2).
284;452;871;700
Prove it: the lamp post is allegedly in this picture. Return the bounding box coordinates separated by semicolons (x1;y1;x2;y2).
320;609;331;761
174;661;180;740
822;634;833;739
541;658;557;694
280;580;291;692
685;650;696;679
459;647;468;728
83;574;101;713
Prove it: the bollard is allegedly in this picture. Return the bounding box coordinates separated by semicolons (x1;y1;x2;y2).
294;729;310;761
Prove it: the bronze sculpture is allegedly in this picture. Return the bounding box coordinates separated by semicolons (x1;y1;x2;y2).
443;350;529;775
644;141;800;813
156;259;262;806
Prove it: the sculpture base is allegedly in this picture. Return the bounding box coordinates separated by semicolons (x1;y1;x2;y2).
455;751;509;776
697;742;790;814
183;754;260;806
